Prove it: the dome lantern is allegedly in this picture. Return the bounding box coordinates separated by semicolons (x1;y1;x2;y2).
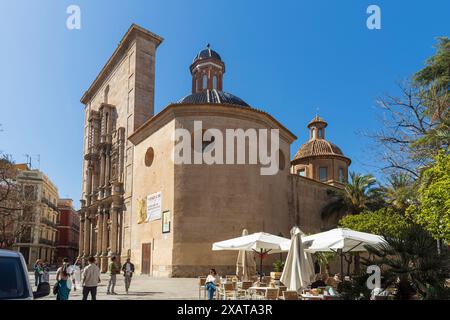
190;44;225;93
307;115;328;140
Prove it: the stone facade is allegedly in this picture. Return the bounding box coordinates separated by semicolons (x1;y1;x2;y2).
78;24;351;277
78;24;163;272
13;166;59;269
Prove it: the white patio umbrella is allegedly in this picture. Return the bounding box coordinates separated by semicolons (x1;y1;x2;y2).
280;227;315;292
212;232;290;278
302;228;386;276
236;229;257;281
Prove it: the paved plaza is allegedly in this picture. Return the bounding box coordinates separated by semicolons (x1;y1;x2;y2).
30;272;198;300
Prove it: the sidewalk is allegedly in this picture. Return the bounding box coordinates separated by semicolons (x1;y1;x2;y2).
29;272;198;300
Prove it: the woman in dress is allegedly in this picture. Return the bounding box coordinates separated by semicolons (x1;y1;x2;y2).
56;262;71;300
71;258;82;291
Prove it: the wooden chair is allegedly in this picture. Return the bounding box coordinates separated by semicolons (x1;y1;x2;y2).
278;285;287;297
219;283;236;300
198;277;207;299
236;281;253;299
264;288;279;300
281;290;299;300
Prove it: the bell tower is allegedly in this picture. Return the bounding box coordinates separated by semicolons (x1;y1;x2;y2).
190;44;225;93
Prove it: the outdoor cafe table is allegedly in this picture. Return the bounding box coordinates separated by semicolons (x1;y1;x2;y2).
248;286;272;299
300;293;324;300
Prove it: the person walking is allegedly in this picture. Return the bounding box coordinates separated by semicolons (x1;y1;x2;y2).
33;259;43;287
121;258;135;294
107;256;120;295
82;256;101;300
71;258;82;292
55;262;71;300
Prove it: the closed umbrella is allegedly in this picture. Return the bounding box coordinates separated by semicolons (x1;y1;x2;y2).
236;229;257;281
280;226;315;292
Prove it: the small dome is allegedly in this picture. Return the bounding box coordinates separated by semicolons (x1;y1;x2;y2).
193;45;222;63
293;139;350;163
176;89;249;107
307;115;327;128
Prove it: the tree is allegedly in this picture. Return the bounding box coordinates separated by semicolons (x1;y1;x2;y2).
364;224;450;300
367;37;450;177
338;208;410;238
384;172;417;213
408;150;450;243
0;155;35;249
321;172;384;220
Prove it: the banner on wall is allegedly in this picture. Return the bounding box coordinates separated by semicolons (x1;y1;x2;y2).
146;191;162;222
137;198;147;224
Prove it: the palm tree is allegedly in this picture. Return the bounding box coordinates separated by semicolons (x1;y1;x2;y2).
384;172;417;212
321;172;383;220
364;224;450;300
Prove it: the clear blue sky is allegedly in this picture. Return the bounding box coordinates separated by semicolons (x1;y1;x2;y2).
0;0;449;208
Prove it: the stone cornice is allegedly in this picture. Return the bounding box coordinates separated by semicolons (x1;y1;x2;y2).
289;174;343;190
290;153;351;166
128;103;298;145
80;24;163;105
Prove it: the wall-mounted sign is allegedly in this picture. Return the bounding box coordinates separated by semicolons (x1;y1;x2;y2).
146;191;162;222
162;210;171;233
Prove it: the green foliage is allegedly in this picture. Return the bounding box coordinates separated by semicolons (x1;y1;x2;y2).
272;260;285;272
321;172;385;220
409;150;450;242
336;271;372;300
384;173;417;212
364;224;450;300
414;37;450;90
338;208;410;238
314;252;336;274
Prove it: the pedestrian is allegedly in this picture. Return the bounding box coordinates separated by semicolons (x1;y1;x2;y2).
33;259;43;287
107;256;120;295
42;261;50;283
121;258;135;294
81;256;101;300
56;258;72;294
71;258;82;291
56;261;71;300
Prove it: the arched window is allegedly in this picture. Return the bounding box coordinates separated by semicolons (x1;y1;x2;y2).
202;75;208;90
318;128;323;139
213;76;218;89
339;168;345;182
319;167;327;182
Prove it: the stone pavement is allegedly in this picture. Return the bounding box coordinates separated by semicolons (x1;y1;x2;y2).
29;272;199;300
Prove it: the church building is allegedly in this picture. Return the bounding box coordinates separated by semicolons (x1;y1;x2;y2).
78;24;350;277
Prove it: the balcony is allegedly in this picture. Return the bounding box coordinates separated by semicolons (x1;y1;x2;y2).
41;217;58;229
39;238;55;246
41;197;58;212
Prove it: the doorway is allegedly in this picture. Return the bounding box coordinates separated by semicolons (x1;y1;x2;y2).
141;243;151;275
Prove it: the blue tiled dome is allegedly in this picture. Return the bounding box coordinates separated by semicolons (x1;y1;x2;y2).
193;46;222;63
176;89;249;107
